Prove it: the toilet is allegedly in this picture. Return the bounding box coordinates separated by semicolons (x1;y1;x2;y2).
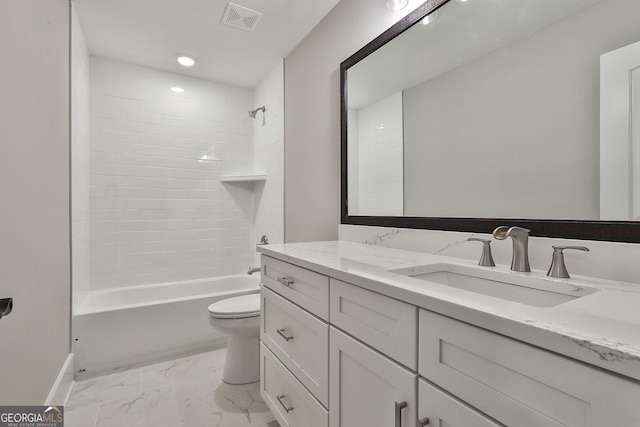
208;293;261;384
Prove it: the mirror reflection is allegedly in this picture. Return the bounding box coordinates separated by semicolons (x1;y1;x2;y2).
346;0;640;221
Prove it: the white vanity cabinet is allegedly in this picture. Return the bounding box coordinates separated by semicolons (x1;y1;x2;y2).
261;286;328;405
418;379;501;426
260;256;330;427
261;344;328;427
329;327;416;427
261;255;329;319
329;278;417;370
419;309;640;426
259;253;640;427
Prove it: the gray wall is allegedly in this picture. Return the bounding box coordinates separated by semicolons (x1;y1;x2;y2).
0;0;71;404
284;0;417;242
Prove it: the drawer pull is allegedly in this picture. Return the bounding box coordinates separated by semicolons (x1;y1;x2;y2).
277;328;294;341
277;276;295;286
277;394;294;413
395;401;407;427
418;417;430;426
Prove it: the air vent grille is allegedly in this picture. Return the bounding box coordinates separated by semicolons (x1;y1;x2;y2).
221;3;263;32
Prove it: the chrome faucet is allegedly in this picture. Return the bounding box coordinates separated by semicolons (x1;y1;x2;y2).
247;267;261;275
493;226;531;272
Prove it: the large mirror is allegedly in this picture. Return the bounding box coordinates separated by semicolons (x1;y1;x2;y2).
341;0;640;242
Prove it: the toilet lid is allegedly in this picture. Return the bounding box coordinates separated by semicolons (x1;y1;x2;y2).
208;293;260;319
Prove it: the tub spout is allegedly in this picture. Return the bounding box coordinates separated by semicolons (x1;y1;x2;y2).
247;267;261;275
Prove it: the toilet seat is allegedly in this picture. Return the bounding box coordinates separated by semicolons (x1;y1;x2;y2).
208;293;260;319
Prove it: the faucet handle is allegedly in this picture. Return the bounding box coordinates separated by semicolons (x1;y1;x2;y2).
547;246;589;278
467;238;496;267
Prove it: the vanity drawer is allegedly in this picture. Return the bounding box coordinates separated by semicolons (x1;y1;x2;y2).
262;255;329;320
418;379;500;427
419;309;640;426
261;286;329;406
330;278;417;370
260;343;328;427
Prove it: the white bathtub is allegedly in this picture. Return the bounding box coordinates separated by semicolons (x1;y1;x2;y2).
73;275;260;377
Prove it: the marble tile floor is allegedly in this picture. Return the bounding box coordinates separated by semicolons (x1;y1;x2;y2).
65;348;280;427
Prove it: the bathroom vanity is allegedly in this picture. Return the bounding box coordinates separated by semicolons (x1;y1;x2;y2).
258;241;640;426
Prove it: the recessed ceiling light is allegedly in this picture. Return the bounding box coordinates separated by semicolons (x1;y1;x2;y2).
386;0;408;11
455;0;468;2
176;55;196;67
421;10;439;25
170;86;184;93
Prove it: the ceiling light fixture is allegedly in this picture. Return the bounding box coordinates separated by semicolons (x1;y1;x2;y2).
171;86;184;93
421;10;439;25
386;0;408;11
176;55;196;67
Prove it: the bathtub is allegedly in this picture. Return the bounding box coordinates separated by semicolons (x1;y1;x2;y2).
73;274;260;377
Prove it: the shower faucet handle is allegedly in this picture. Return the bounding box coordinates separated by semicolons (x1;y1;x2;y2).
467;238;496;267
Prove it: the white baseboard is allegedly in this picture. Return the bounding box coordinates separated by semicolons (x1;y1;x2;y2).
44;353;74;406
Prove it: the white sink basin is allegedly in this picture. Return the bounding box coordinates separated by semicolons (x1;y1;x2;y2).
389;263;599;307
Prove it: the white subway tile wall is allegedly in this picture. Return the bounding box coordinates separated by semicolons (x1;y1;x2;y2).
348;92;404;216
89;58;256;289
252;61;284;265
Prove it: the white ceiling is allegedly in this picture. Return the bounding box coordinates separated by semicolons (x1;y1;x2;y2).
73;0;340;89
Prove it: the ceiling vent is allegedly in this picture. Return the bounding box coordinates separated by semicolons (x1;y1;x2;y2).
221;3;263;32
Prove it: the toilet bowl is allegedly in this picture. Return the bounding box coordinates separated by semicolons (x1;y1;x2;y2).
208;293;261;384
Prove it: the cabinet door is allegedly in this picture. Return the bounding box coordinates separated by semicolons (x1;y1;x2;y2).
262;255;329;320
330;278;417;369
329;327;416;427
260;343;328;427
418;379;501;427
419;309;640;426
261;286;329;406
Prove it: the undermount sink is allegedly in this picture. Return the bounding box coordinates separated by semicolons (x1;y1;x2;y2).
389;263;599;307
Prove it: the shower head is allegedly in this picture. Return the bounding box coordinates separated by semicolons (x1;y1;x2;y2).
248;106;265;118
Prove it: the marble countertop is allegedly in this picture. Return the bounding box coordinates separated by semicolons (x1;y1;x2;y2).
258;241;640;382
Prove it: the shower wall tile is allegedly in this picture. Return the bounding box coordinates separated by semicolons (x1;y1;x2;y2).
252;61;284;265
89;58;255;290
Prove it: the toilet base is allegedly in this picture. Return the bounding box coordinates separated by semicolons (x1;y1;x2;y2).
222;332;260;384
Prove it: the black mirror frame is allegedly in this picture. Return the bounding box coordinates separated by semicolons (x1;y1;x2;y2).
340;0;640;243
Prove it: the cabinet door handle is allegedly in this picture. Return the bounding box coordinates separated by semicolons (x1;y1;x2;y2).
395;401;407;427
418;417;430;426
277;394;294;413
277;276;294;286
277;328;294;341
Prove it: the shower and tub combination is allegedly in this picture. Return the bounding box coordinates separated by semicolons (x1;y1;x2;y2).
70;45;284;382
72;91;275;377
73;274;261;376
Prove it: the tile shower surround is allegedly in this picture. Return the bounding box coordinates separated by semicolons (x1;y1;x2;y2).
88;58;256;289
66;348;279;427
